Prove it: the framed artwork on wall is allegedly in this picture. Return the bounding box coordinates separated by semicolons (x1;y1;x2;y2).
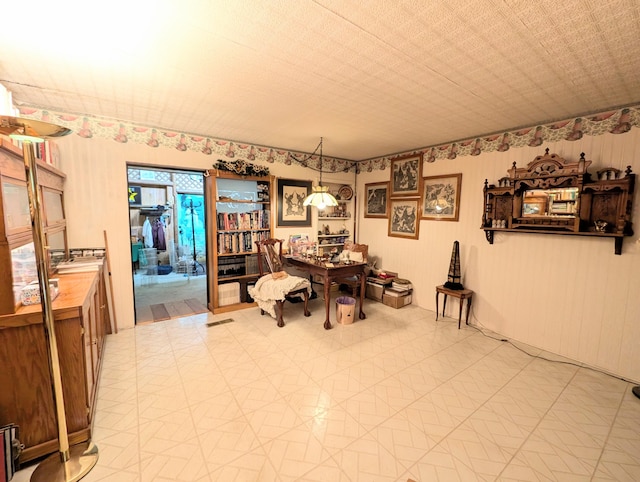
390;153;423;197
128;186;141;206
364;181;389;218
388;198;421;239
277;178;312;227
421;173;462;221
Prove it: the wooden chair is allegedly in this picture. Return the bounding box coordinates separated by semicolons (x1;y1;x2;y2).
254;238;311;327
336;242;368;296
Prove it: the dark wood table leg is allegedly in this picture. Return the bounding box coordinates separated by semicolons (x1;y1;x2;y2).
442;294;448;318
358;272;366;320
458;297;463;329
435;290;439;320
465;296;472;325
323;274;332;330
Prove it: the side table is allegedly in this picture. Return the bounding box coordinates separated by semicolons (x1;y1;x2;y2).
435;285;474;329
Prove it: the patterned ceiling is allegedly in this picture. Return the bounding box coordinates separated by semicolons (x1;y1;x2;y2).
1;0;639;160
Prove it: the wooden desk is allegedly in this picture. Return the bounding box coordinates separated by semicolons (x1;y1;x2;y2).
284;256;366;329
435;285;474;329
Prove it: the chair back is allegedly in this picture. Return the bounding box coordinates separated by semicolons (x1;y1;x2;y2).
255;238;284;275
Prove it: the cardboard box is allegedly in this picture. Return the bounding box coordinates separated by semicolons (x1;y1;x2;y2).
382;292;412;309
366;281;384;301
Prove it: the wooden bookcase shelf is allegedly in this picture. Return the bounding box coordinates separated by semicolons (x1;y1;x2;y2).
205;170;274;311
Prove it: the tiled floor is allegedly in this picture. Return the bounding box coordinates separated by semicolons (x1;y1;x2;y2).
14;298;640;481
134;271;207;323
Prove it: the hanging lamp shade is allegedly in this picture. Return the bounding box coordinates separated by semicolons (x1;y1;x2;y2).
303;185;339;209
301;137;339;209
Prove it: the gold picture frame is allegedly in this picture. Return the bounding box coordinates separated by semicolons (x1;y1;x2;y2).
421;173;462;221
388;198;420;239
390;153;423;197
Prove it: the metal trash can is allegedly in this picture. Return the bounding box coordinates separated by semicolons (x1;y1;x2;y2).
336;296;356;325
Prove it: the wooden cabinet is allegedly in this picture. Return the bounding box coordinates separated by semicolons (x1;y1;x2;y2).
316;182;354;256
482;149;635;254
0;138;67;314
205;171;274;312
0;265;109;464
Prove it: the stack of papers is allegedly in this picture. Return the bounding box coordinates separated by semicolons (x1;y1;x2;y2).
56;257;102;274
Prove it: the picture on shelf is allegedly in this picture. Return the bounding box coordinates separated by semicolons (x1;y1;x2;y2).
364;181;388;218
277;178;312;227
390;153;423;197
388;198;420;239
421;173;462;221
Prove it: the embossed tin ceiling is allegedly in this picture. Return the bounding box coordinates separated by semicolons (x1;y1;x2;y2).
1;0;639;160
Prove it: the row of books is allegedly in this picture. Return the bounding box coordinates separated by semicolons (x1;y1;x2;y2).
10;138;60;168
218;231;270;254
217;210;270;231
217;254;261;278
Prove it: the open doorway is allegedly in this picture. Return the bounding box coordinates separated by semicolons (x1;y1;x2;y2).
127;165;208;324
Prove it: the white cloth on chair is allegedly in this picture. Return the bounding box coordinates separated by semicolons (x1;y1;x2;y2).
248;274;311;318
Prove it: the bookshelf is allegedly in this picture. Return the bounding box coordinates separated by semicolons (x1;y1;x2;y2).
316;181;354;256
206;171;274;312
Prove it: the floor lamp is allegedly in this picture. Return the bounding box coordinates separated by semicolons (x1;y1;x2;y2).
0;117;99;482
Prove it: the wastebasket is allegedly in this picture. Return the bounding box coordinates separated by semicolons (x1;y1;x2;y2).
336;296;356;325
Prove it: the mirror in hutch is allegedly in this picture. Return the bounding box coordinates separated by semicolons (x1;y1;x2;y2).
482;148;635;254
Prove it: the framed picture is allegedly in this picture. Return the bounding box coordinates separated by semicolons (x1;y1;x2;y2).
421;173;462;221
388;198;420;239
364;182;389;218
390;153;423;197
277;178;312;227
128;186;141;206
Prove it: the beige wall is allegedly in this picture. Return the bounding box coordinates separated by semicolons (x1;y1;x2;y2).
357;130;640;382
55;129;640;382
55;136;355;332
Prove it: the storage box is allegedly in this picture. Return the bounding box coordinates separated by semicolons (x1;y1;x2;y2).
20;279;60;306
366;281;384;301
218;282;240;306
382;292;412;309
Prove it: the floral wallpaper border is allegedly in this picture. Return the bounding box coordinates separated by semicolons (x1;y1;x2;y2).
19;104;639;173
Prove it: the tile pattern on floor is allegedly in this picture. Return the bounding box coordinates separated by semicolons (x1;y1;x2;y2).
13;297;640;481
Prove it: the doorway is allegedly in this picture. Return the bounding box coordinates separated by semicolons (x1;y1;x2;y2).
127;165;208;324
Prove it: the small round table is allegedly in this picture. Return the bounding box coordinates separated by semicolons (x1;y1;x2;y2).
435;285;474;329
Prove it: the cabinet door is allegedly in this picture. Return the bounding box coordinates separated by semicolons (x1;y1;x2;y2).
42;188;65;227
1;178;31;236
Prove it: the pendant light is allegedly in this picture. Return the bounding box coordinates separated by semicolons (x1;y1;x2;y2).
0;116;99;482
302;137;338;209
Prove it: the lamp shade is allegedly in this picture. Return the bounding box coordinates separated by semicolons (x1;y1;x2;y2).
303;185;339;209
0;116;71;141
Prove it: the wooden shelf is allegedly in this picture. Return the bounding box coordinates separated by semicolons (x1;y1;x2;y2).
216;199;269;204
218;273;260;281
218;228;270;233
218;251;260;256
481;150;634;255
